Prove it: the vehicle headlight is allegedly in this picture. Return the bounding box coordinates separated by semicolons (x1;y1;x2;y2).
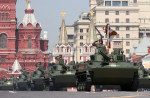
78;64;87;71
7;82;12;85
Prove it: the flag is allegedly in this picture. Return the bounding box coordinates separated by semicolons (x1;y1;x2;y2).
104;24;117;48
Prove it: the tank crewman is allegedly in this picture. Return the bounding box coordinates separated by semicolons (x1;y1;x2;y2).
92;39;107;54
35;62;44;71
55;55;65;65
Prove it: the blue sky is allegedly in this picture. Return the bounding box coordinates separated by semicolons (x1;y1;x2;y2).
16;0;89;51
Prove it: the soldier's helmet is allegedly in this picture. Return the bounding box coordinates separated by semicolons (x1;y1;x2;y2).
59;55;62;58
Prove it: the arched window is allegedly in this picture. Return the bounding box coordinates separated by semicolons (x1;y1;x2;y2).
28;37;32;49
6;13;8;20
61;47;63;52
67;47;69;52
2;13;4;20
0;34;7;48
85;47;88;52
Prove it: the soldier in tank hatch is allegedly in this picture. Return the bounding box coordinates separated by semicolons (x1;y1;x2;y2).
92;39;107;54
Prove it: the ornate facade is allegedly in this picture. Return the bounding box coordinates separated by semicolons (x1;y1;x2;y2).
0;0;50;79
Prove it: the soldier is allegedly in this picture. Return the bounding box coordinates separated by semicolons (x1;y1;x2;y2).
92;39;107;55
55;55;65;65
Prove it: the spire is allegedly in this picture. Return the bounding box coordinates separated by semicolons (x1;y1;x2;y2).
26;0;32;9
58;11;68;45
12;59;22;74
86;10;98;44
19;0;40;28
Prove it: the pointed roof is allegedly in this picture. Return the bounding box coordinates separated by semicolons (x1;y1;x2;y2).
19;0;40;28
12;59;22;74
86;10;98;44
58;11;68;45
134;31;150;55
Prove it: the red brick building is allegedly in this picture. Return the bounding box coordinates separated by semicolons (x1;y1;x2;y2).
0;0;49;79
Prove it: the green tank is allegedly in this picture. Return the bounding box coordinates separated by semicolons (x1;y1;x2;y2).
76;41;139;91
0;78;16;90
30;62;46;91
139;68;150;88
16;70;31;91
45;56;76;91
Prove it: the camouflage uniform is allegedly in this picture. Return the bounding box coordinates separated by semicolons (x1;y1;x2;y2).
55;56;65;65
92;40;107;55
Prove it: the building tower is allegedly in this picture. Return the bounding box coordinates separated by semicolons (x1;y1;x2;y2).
0;0;17;68
81;10;98;61
52;12;74;64
17;0;49;70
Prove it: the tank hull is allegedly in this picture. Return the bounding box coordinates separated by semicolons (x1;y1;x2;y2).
0;85;14;90
54;74;76;88
92;68;137;85
32;78;45;91
139;78;150;88
17;82;29;91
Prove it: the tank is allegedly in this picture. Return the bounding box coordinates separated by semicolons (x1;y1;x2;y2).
30;63;46;91
76;47;139;91
0;78;16;90
16;70;31;91
45;59;76;91
139;68;150;88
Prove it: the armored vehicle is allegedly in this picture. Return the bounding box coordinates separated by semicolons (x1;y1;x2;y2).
0;78;16;90
76;41;139;91
30;62;46;91
139;68;150;88
45;56;76;91
16;70;31;91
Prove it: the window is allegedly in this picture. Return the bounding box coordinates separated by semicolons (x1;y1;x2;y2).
126;18;130;23
28;37;32;49
0;13;1;20
6;13;8;20
105;18;109;23
0;34;7;49
1;57;6;63
80;29;83;33
116;11;119;15
105;11;109;15
2;13;4;20
122;1;128;6
114;41;121;46
68;35;74;39
87;29;89;32
134;0;137;3
80;36;83;39
67;47;69;52
126;34;130;38
126;49;130;54
85;47;88;52
116;34;120;38
80;56;82;60
61;47;63;52
112;1;121;6
126;42;130;46
80;42;83;46
126;11;130;15
105;1;111;6
116;18;119;23
116;26;119;30
126;26;130;30
80;49;81;53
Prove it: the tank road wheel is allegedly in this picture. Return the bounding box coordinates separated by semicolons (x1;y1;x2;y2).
31;83;35;91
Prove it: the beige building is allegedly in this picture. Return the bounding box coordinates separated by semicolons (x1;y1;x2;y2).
62;0;150;62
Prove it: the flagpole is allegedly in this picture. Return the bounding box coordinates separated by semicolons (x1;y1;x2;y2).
107;24;109;54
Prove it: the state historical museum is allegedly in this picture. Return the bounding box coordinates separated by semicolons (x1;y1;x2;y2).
0;0;49;77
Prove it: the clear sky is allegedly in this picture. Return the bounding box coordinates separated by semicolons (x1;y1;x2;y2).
16;0;89;51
